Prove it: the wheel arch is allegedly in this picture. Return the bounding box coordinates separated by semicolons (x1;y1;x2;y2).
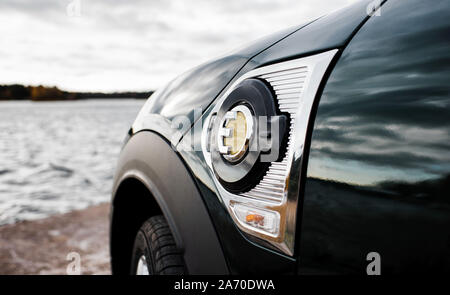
110;174;165;274
110;131;228;274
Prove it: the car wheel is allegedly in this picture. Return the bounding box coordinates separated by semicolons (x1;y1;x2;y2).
130;215;185;275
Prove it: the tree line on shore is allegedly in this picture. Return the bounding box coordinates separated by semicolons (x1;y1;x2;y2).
0;84;153;100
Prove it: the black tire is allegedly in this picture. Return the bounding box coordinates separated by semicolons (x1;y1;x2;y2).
130;215;185;275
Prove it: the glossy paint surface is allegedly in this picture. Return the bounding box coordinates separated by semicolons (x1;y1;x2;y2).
176;2;374;273
299;0;450;274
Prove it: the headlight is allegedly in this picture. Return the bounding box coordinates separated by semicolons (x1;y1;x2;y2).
202;49;338;255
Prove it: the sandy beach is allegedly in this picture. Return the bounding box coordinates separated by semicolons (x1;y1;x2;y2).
0;203;111;275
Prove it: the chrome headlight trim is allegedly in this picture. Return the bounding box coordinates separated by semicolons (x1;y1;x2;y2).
202;49;338;255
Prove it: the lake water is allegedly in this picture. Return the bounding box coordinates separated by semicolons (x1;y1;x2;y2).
0;99;145;225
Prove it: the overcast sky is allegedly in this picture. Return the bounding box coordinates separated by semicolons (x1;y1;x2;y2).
0;0;356;92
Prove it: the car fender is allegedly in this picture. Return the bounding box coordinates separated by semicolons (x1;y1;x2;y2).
112;131;228;274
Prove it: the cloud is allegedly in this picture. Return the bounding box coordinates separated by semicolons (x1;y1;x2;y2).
0;0;356;92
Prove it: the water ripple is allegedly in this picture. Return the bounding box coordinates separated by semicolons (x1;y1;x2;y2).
0;99;144;225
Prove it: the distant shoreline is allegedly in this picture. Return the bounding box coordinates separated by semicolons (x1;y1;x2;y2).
0;84;153;101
